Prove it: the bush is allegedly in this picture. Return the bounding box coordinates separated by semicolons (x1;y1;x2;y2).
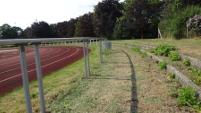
132;46;141;53
168;52;181;61
152;44;176;56
188;67;201;76
177;87;201;110
169;73;175;79
158;61;167;70
159;6;201;39
183;59;191;67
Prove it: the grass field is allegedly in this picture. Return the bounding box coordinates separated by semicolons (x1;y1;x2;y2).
0;39;200;112
113;38;201;59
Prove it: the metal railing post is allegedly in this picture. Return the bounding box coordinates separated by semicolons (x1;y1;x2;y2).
99;40;103;64
33;43;46;113
83;41;88;77
104;39;107;52
86;40;90;75
19;44;32;113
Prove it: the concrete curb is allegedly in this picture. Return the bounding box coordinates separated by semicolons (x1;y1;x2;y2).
141;49;201;100
180;54;201;70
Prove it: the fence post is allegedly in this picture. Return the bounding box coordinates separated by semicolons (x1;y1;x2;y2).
99;39;103;64
83;41;88;77
86;40;90;76
33;43;46;113
18;44;32;113
104;39;107;52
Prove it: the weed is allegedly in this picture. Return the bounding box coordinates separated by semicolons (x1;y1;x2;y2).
169;73;175;79
132;46;141;53
141;52;147;58
188;67;201;76
151;44;176;56
30;92;37;98
168;52;181;61
167;84;178;98
191;76;201;86
177;87;201;110
103;50;112;55
183;59;191;67
148;63;151;72
158;61;167;70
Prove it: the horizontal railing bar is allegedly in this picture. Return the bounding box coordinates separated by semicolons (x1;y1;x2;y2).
0;37;105;46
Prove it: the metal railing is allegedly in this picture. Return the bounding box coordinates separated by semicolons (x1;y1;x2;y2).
0;37;107;113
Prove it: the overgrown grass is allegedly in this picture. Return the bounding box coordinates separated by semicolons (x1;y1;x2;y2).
0;45;101;113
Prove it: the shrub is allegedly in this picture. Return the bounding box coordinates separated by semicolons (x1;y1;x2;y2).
187;15;201;36
169;73;175;79
132;46;141;53
177;87;201;110
183;59;191;67
158;61;167;70
188;67;201;76
159;6;201;39
168;52;181;61
152;44;176;56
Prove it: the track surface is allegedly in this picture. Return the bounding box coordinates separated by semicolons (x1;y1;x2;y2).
0;46;89;96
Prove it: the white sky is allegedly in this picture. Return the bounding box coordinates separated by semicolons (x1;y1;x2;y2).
0;0;124;29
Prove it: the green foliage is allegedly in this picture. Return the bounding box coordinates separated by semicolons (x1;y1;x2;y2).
0;24;24;39
158;61;167;70
177;87;201;110
118;0;164;39
29;21;53;38
159;5;201;39
30;92;37;98
132;46;141;52
183;59;191;67
75;13;95;37
169;73;175;79
168;84;178;98
151;44;176;56
93;0;122;39
168;52;181;61
112;16;130;39
188;67;201;76
66;18;78;37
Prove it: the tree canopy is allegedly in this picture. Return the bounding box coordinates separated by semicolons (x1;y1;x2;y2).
1;0;201;39
93;0;122;39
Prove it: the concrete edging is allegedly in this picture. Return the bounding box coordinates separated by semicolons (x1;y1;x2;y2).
141;49;201;100
113;43;201;100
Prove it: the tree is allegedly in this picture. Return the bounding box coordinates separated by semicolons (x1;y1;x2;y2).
66;18;78;37
24;27;32;38
93;0;122;39
55;21;68;37
30;21;53;38
0;24;24;39
75;13;95;37
113;0;163;39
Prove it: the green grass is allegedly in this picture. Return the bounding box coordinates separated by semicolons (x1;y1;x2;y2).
112;38;201;47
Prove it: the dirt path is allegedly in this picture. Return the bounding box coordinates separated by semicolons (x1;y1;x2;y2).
50;46;194;113
100;46;193;113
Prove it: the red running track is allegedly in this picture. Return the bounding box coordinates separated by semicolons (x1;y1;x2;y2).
0;46;89;96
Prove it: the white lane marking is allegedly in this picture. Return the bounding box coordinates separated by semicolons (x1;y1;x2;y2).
0;47;81;83
0;48;67;75
0;49;18;53
0;48;51;66
0;47;60;68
